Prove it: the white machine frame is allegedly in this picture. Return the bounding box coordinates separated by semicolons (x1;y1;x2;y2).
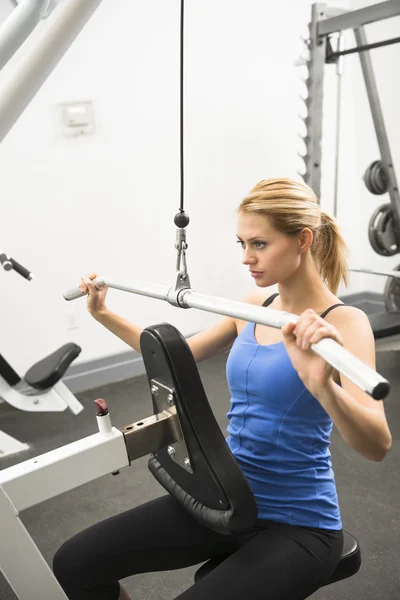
1;413;133;599
0;395;181;598
0;375;83;459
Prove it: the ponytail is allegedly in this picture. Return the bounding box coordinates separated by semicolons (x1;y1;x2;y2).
312;211;349;294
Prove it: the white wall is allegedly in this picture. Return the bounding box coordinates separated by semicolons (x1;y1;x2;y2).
0;0;396;377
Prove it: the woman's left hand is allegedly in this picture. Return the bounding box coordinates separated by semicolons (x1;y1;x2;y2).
281;309;343;397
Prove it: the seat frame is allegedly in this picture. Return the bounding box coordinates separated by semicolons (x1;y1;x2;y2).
0;344;83;458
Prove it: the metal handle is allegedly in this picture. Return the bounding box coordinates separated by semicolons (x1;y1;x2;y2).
0;250;33;280
63;276;390;399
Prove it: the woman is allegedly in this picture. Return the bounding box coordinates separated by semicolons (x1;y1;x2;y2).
54;178;392;600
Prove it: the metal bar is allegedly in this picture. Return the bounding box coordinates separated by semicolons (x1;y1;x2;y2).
351;267;400;278
318;0;400;36
181;289;389;399
355;26;400;245
328;35;400;59
333;35;344;218
0;0;104;143
302;3;327;198
306;3;325;193
63;276;390;399
64;277;170;302
0;0;50;71
0;485;68;599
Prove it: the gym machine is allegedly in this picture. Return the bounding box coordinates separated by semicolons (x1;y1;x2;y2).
0;249;83;458
298;1;400;348
0;2;392;596
0;0;99;459
1;292;375;598
0;235;390;597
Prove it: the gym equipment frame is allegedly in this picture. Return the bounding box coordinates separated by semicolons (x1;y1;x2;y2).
0;323;363;599
302;0;400;218
0;345;83;458
0;0;51;71
0;249;83;458
301;1;400;346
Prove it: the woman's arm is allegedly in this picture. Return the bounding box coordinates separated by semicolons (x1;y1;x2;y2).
317;307;392;461
282;306;392;462
81;273;239;363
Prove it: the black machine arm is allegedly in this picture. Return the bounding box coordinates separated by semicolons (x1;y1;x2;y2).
0;249;33;280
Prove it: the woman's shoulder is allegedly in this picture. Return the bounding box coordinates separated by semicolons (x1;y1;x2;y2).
324;303;373;335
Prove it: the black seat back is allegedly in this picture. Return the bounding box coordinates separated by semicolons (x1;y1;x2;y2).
140;323;258;535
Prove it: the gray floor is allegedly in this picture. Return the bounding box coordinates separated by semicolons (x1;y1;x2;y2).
0;350;399;600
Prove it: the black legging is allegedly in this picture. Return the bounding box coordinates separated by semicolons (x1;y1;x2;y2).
53;495;343;600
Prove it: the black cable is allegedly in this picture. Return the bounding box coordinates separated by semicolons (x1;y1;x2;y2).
180;0;184;213
174;0;189;230
327;35;400;61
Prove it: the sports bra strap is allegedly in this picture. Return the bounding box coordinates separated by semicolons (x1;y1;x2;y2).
262;294;345;318
320;303;346;319
262;293;279;308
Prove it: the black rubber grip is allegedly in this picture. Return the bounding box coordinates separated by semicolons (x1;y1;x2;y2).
0;253;13;271
10;257;33;280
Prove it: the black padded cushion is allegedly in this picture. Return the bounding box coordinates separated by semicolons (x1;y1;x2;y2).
141;323;258;535
0;354;21;386
328;530;361;584
194;530;361;585
369;311;400;339
24;343;81;390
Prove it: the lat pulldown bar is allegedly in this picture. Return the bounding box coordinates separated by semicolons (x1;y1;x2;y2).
64;276;390;400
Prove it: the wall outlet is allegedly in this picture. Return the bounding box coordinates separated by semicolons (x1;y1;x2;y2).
65;308;78;330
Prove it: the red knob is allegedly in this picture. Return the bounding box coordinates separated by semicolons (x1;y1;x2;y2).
94;398;109;416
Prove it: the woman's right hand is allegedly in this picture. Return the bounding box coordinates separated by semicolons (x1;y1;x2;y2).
79;272;108;316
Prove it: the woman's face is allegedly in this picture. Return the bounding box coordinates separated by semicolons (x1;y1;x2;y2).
236;212;304;287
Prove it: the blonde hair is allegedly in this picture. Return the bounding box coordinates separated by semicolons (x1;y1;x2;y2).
238;178;349;294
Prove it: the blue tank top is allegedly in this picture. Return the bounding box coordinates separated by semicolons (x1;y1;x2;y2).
226;294;344;530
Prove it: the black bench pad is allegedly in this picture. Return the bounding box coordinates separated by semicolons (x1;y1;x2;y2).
369;312;400;339
24;343;81;390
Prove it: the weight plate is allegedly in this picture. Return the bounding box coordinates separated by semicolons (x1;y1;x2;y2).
375;205;399;256
363;160;388;195
384;264;400;312
368;204;396;256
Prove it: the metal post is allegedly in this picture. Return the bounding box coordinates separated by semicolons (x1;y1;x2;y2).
0;485;68;599
0;0;104;143
333;35;344;218
318;0;400;36
0;0;50;71
302;3;327;198
354;26;400;246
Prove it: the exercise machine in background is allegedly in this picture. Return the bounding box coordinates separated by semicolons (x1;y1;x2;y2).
296;1;400;349
0;248;83;459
